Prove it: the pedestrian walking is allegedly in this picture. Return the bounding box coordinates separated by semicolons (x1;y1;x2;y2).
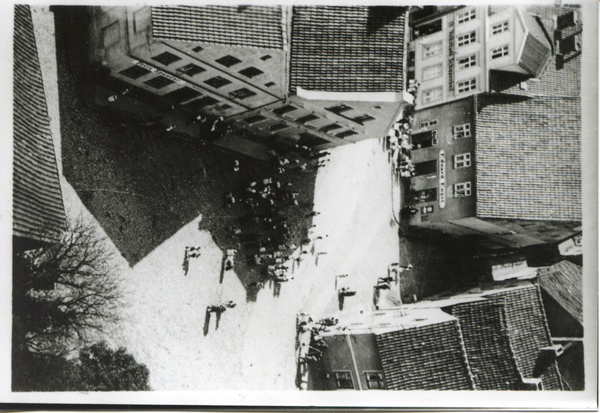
225;301;236;308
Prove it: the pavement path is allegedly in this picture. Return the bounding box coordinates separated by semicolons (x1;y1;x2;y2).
32;6;403;391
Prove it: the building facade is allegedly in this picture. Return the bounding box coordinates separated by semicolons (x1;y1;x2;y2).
88;6;409;152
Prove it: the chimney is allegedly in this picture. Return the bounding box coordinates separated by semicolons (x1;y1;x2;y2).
532;344;564;378
520;377;542;391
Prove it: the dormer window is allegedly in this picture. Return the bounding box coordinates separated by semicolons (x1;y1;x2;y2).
326;104;354;115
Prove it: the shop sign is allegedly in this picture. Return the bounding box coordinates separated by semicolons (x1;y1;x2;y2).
439;150;446;208
448;29;455;91
132;60;185;85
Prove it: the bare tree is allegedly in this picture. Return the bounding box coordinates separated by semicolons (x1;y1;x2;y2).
13;218;121;358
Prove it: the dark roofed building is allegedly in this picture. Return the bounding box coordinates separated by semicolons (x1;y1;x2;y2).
151;5;284;50
537;260;583;338
13;5;66;248
451;299;522;390
290;6;406;93
475;94;581;221
376;320;474;390
482;285;563;390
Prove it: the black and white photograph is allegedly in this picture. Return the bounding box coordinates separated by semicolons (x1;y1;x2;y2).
3;0;597;408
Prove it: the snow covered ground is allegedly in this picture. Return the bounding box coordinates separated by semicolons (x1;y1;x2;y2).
32;7;402;391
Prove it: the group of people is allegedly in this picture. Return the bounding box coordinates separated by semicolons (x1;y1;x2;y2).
387;118;416;178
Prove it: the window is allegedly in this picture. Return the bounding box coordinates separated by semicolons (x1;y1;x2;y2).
491;45;509;59
192;46;204;53
119;65;151;79
423;41;443;58
327;104;354;115
244;115;267;124
300;133;330;147
353;115;376;124
454;182;472;197
423;87;442;104
334;372;354;389
419;119;438;128
260;55;272;61
239;67;264;79
204;76;232;89
454;153;472;168
336;130;358;139
229;88;257;100
423;64;443;80
457;78;476;93
320;124;343;133
457;9;476;24
457;54;477;70
176;63;206;77
267;123;289;132
365;372;385;389
295;114;319;124
151;51;182;66
453;123;471;138
457;31;476;47
215;55;242;68
492;21;509;35
183;96;219;110
162;86;202;103
265;82;276;87
273;105;298;115
221;104;232;110
144;75;175;89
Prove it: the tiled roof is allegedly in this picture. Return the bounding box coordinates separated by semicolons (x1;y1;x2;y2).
475;93;581;221
451;299;523;390
376;320;475;390
151;6;284;50
485;285;563;390
13;5;66;243
290;6;406;93
537;260;583;324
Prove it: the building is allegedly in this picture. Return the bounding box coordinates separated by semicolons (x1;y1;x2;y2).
407;5;577;109
405;5;581;251
87;6;410;153
13;5;67;253
311;280;565;391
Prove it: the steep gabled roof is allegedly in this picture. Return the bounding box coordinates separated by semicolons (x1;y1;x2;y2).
451;299;523;390
151;6;284;50
475;93;581;221
485;284;563;390
13;5;66;243
537;260;583;324
290;6;406;93
376;320;475;390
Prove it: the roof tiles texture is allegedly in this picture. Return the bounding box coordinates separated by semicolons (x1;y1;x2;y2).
451;299;523;390
475;94;581;221
486;285;563;390
290;6;406;93
13;5;66;242
479;6;581;222
376;320;474;390
151;6;284;50
538;260;583;324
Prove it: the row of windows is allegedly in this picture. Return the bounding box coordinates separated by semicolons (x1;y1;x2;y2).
423;35;510;60
334;372;385;389
152;51;271;78
242;113;359;139
422;78;477;103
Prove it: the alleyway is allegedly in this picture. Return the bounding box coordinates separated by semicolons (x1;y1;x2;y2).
32;6;402;391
